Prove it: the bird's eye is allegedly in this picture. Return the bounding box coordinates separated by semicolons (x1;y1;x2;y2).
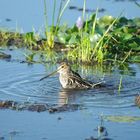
61;65;64;68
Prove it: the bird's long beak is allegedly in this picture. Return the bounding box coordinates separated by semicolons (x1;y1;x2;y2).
39;69;58;81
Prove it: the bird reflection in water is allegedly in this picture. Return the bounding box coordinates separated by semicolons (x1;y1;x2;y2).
58;88;82;105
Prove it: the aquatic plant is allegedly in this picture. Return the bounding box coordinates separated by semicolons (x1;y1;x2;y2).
118;76;123;93
0;29;23;46
104;115;140;123
24;32;38;48
67;7;119;64
0;0;140;64
24;52;35;63
44;0;71;48
76;16;83;30
135;1;140;8
44;47;57;62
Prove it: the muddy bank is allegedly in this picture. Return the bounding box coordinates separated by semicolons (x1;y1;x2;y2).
0;95;140;114
0;100;82;113
0;51;11;59
0;31;65;51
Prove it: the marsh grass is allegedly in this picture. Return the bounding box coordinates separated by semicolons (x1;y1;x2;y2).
0;0;140;64
121;49;132;64
56;0;71;27
0;29;23;47
24;32;37;47
0;31;11;45
67;6;98;63
44;0;71;48
44;48;57;62
67;6;119;64
92;16;119;63
118;76;123;94
24;52;35;63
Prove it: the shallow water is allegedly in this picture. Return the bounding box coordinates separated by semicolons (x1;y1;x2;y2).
0;50;140;108
0;0;140;139
0;49;140;140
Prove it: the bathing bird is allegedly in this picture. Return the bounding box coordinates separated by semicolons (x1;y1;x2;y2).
40;62;103;89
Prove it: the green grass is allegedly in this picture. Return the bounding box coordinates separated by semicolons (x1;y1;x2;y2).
44;0;71;49
0;0;140;65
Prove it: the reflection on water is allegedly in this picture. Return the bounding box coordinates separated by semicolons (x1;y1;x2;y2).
0;55;140;109
0;51;140;140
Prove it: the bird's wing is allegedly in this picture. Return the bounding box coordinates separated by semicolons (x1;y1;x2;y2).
68;74;92;88
71;70;82;78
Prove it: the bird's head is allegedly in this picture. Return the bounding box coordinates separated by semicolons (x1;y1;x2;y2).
57;62;70;74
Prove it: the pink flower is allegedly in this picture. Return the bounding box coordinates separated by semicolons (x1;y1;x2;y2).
76;16;83;30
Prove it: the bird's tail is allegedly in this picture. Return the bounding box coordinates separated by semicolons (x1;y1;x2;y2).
92;81;105;88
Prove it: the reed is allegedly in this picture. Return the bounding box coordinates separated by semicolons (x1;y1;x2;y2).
67;7;101;63
57;0;71;27
92;16;119;59
118;76;123;94
44;0;71;48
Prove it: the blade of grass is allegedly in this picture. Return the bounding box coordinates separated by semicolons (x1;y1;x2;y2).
118;76;123;94
57;0;71;25
55;0;71;35
92;8;98;35
44;0;48;31
92;16;119;57
82;0;86;20
56;0;63;25
52;0;57;27
121;49;132;64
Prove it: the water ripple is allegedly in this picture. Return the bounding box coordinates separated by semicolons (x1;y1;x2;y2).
0;61;140;109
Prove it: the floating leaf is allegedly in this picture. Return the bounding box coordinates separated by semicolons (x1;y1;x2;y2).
133;18;140;27
129;42;140;50
130;55;140;62
104;115;140;123
99;15;114;25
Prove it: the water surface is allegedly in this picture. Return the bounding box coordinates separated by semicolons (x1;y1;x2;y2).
0;49;140;140
0;1;140;138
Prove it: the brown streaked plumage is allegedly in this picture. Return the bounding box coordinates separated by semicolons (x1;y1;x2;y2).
40;62;103;89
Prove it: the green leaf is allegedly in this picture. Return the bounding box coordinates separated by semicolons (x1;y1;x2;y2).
123;33;133;40
104;115;140;123
130;55;140;62
133;18;140;27
99;15;114;26
57;32;67;44
129;42;139;49
68;35;77;44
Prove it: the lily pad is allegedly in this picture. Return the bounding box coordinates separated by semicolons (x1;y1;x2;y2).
130;55;140;63
133;18;140;27
123;33;133;40
99;15;114;25
104;115;140;123
57;32;67;44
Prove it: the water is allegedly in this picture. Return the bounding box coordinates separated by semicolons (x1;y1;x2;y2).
0;0;140;139
0;0;140;32
0;49;140;140
0;50;139;108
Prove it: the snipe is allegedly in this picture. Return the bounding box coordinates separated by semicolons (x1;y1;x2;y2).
40;62;103;89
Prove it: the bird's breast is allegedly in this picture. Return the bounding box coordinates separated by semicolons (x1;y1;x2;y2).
59;74;69;88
